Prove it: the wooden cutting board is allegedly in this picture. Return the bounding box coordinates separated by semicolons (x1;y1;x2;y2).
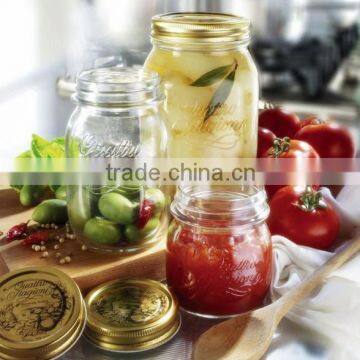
0;189;166;293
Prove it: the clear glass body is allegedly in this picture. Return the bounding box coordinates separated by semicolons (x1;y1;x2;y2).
66;68;168;254
144;43;259;158
166;186;272;318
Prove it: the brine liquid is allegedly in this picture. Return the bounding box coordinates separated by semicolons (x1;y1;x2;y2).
144;47;259;158
166;223;272;316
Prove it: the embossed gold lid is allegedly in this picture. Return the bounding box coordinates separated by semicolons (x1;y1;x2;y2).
0;266;86;360
84;279;180;352
152;12;251;47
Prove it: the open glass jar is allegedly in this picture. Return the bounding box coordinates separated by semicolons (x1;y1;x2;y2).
144;13;259;158
66;67;168;254
167;185;272;318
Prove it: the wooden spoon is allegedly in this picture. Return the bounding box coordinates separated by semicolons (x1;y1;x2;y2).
193;236;360;360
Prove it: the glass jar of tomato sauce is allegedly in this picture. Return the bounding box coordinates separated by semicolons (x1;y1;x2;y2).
144;13;259;158
167;185;272;318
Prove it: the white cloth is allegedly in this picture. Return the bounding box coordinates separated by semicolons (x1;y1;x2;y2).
271;186;360;359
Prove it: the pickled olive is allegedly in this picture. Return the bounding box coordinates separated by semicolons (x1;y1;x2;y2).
20;185;45;206
99;193;138;225
32;199;68;224
124;224;140;243
68;193;91;231
103;186;140;200
124;217;160;243
141;217;160;235
84;217;121;245
167;220;176;237
145;188;165;213
55;185;67;201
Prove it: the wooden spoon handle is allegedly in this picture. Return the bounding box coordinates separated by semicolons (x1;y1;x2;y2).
275;235;360;320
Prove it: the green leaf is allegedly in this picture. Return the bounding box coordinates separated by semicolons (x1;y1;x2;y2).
52;137;65;149
31;134;51;157
17;150;32;158
191;63;234;87
31;134;65;158
40;142;65;158
204;64;237;122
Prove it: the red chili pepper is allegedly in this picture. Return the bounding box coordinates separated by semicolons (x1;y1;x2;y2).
138;199;154;229
6;221;29;242
21;231;49;246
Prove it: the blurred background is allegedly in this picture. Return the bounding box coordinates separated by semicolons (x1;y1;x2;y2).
1;0;360;158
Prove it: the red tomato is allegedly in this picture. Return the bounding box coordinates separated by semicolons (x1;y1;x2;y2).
268;186;340;249
259;108;301;138
263;138;319;159
257;127;276;157
300;116;324;128
295;122;355;158
262;138;320;199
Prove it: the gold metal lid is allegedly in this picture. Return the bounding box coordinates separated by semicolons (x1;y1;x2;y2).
84;279;180;352
0;266;86;360
151;12;251;47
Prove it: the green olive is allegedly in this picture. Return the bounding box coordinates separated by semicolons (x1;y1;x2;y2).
124;224;140;243
124;217;160;243
55;185;67;201
167;220;176;237
68;190;91;231
99;192;138;225
20;185;45;206
84;217;121;245
145;188;165;213
101;184;140;200
32;199;68;224
141;217;160;235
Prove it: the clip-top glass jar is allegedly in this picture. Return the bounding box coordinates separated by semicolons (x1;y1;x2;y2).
144;13;259;158
65;67;168;254
167;185;272;318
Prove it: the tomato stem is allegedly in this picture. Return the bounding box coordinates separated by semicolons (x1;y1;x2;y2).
299;187;326;212
271;137;291;157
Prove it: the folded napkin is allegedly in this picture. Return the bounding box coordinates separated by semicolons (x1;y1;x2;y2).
271;186;360;359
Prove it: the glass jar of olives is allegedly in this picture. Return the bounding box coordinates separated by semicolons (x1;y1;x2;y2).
66;67;168;254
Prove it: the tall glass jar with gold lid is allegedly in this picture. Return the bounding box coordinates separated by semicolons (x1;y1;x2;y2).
66;67;168;254
144;13;259;158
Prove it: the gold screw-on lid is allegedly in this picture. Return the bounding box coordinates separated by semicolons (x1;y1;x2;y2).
0;267;86;360
84;279;180;352
152;12;251;46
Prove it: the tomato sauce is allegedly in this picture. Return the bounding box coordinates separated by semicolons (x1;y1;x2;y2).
166;223;272;316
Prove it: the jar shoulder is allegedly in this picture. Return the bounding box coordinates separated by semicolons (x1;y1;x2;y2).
144;46;258;82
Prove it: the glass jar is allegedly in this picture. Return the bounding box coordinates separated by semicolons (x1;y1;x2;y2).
167;185;272;318
144;13;259;158
65;67;168;254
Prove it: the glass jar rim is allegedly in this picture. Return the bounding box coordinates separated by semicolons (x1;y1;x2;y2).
151;12;251;49
74;67;163;107
171;185;269;229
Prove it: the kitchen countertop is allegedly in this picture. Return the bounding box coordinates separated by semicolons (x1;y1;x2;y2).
62;310;333;360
